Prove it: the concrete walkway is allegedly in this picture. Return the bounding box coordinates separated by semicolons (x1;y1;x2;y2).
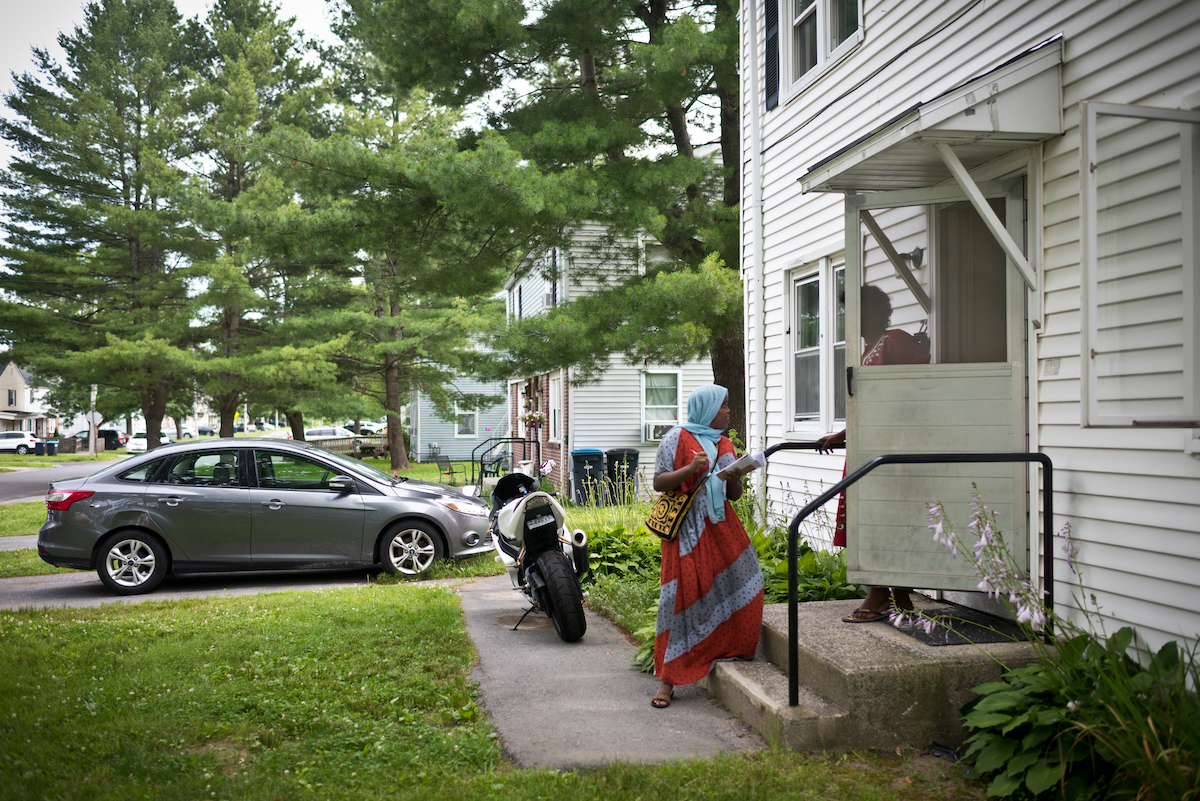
456;574;763;769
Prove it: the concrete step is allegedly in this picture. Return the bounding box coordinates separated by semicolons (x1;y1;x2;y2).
703;599;1041;751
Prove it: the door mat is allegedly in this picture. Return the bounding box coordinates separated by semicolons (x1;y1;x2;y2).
894;606;1035;647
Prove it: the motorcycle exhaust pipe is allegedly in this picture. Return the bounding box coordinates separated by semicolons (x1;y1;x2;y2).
570;529;590;580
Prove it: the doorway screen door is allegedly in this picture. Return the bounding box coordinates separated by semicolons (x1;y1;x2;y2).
843;180;1029;592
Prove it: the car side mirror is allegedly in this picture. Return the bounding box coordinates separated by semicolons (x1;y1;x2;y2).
327;475;355;493
461;484;481;497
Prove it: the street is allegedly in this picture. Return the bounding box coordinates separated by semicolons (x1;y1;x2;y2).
0;460;112;503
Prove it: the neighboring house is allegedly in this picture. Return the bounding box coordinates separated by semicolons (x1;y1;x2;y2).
410;377;509;464
740;0;1200;650
0;362;58;438
506;224;714;499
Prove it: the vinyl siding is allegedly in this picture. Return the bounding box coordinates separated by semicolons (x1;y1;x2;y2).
743;0;1200;649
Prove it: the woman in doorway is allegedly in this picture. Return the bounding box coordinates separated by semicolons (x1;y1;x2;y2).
650;384;762;708
817;285;930;623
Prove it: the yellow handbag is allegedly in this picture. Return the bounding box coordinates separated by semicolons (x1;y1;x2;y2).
644;489;698;541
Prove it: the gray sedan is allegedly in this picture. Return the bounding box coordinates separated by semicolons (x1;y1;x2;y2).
37;438;493;594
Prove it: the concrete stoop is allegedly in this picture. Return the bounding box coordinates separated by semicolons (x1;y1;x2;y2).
701;599;1041;752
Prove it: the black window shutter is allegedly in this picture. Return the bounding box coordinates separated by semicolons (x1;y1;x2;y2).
765;0;779;110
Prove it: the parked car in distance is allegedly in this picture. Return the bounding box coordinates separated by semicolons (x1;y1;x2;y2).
344;421;382;434
197;426;215;436
70;429;129;450
125;432;174;454
305;426;359;440
38;437;493;594
0;431;41;454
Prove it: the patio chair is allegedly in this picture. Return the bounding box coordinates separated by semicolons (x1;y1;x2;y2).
435;454;462;485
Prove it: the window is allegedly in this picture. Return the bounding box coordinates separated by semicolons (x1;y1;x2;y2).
644;372;681;435
549;374;563;441
119;458;167;483
767;0;861;108
6;389;14;406
166;450;241;487
1080;101;1200;426
255;451;338;491
455;405;477;437
791;259;845;428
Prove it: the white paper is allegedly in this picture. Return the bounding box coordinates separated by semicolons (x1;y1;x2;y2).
717;451;765;479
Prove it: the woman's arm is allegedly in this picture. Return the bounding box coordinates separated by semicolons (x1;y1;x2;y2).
653;450;708;492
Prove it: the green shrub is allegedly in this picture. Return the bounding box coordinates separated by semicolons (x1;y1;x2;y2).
749;525;863;605
926;492;1200;800
582;525;661;586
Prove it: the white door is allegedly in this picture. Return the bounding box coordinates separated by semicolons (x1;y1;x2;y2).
844;180;1029;592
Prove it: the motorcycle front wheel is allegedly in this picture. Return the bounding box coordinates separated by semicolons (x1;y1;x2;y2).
535;550;587;643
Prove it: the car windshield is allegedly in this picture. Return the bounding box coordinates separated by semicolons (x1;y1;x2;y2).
309;447;405;484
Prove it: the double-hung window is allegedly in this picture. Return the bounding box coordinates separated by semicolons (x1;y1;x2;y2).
767;0;861;108
791;259;845;431
643;372;681;440
549;374;563;441
455;405;477;437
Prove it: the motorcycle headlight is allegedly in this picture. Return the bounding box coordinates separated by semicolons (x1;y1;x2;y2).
437;498;489;517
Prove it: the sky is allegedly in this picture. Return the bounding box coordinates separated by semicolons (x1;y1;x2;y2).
0;0;337;168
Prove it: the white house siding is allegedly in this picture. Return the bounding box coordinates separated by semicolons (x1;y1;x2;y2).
743;0;1200;650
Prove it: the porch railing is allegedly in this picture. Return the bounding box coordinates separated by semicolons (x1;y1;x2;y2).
469;436;541;485
763;442;1054;708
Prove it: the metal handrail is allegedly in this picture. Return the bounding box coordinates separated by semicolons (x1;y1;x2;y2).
469;436;541;484
765;443;1054;707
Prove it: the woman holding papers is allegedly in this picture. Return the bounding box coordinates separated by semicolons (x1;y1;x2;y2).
649;384;763;709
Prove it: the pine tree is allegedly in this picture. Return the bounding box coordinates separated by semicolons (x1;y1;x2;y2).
337;0;747;431
0;0;210;449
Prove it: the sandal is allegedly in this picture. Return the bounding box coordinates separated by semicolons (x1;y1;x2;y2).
842;608;889;623
650;688;674;709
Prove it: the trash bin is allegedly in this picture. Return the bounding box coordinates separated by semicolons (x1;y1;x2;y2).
46;441;58;456
605;448;640;505
570;448;606;505
34;442;45;456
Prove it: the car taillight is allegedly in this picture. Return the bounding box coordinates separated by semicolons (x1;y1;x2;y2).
46;490;95;511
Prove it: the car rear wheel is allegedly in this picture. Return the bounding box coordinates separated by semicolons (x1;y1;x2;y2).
16;445;28;455
97;532;168;595
380;522;444;576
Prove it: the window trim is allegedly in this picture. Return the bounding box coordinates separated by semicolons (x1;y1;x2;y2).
641;369;683;435
788;256;846;436
548;373;563;443
454;404;478;438
778;0;863;106
1079;100;1200;427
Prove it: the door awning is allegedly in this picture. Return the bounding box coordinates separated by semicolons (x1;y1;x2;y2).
800;39;1063;194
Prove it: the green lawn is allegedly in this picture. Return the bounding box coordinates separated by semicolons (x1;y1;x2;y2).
0;586;984;801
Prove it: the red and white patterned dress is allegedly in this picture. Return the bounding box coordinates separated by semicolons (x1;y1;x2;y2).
653;428;764;686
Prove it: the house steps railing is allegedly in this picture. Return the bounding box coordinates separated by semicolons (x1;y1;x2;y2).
762;442;1054;707
469;436;541;485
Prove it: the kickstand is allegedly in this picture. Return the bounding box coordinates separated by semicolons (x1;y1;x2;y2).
512;604;539;630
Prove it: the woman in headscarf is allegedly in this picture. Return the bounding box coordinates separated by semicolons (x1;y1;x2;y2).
650;384;763;709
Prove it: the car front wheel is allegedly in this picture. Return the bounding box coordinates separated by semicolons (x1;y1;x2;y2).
97;532;168;595
380;522;444;576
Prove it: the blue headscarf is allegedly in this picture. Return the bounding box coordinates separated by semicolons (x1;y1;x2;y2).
678;384;728;523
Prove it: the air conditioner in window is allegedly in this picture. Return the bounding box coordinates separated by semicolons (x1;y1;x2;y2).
644;423;674;441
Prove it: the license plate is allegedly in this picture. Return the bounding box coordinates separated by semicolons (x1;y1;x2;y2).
527;514;555;529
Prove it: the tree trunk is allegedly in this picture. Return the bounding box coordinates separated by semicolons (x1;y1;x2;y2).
286;411;305;441
217;390;240;438
141;383;168;451
711;325;746;445
384;358;411;471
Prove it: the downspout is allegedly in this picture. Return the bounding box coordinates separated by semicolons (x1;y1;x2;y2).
747;1;768;460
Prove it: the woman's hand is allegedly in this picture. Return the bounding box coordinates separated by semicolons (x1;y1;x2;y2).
815;429;846;454
653;449;710;493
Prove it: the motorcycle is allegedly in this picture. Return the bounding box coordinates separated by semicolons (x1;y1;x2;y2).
484;462;589;643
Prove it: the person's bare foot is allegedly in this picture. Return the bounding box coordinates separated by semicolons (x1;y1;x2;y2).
651;680;674;708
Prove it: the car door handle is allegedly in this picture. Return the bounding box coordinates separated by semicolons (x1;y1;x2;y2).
157;497;183;507
261;499;285;510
